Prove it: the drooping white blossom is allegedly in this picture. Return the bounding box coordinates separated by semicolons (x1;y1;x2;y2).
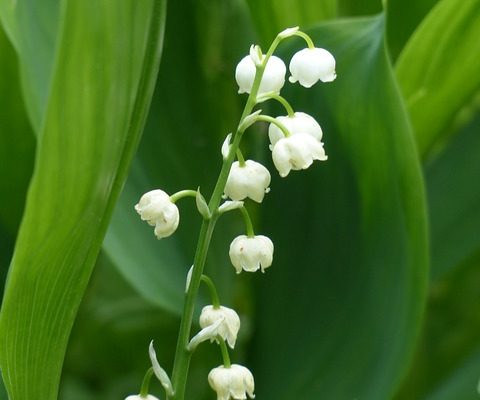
271;133;327;177
268;112;323;147
208;364;255;400
235;53;286;95
224;160;271;203
229;235;274;273
199;305;241;349
125;395;159;400
135;189;179;239
289;47;336;87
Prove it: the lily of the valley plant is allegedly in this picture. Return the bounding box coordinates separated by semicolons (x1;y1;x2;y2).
128;26;336;400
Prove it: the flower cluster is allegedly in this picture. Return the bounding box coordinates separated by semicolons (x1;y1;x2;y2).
131;26;335;400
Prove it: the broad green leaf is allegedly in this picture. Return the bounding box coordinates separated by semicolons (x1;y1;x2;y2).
338;0;382;16
386;0;439;60
104;0;255;314
426;349;480;400
426;112;480;280
395;251;480;399
245;0;337;46
251;16;428;399
0;19;34;303
395;0;480;158
0;378;6;400
0;1;166;399
0;0;60;132
0;24;35;236
0;224;13;301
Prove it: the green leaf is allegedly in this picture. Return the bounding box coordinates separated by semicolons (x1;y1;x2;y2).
245;0;337;46
0;1;166;399
337;0;383;17
0;0;60;132
395;0;480;157
0;23;34;238
0;16;35;306
0;378;6;400
104;0;255;314
386;0;439;60
426;112;480;280
425;349;480;400
395;250;480;399
251;16;428;399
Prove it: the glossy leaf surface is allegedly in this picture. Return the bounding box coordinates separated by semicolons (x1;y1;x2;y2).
0;1;166;398
395;0;480;157
426;113;480;280
0;0;60;132
0;24;35;301
251;16;428;399
386;0;439;59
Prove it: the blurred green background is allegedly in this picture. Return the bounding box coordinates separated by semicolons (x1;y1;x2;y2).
1;0;480;399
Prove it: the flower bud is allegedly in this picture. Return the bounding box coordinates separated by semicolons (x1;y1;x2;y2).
199;305;241;349
235;53;286;95
268;112;323;147
208;364;255;400
271;133;327;177
135;189;180;239
224;160;271;203
289;47;336;87
125;395;159;400
229;235;273;273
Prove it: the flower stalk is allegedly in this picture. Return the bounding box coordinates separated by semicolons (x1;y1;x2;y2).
132;25;336;400
167;40;272;399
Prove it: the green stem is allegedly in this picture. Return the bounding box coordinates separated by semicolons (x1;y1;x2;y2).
293;31;315;49
200;275;221;308
140;368;154;397
219;339;231;368
257;93;295;117
236;149;246;166
167;33;283;400
240;206;255;237
255;115;291;137
170;189;197;203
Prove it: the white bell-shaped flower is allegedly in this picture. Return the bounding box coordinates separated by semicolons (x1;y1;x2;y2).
224;160;271;203
235;54;286;95
272;133;327;177
208;364;255;400
268;112;323;147
125;395;159;400
135;189;179;239
199;305;241;349
289;47;336;87
229;235;274;273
